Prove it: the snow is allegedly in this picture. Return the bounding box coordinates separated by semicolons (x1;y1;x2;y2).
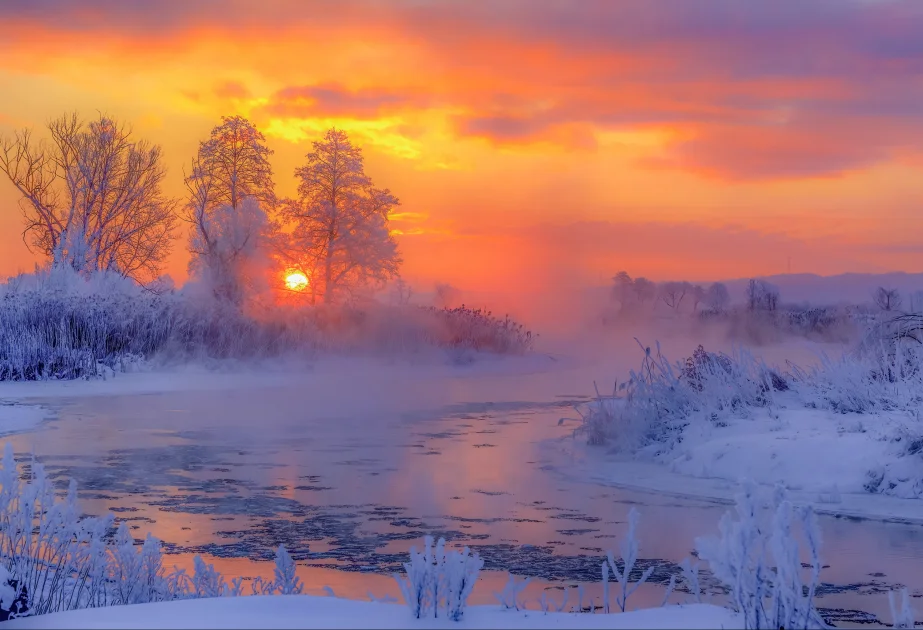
0;404;52;436
557;401;923;524
0;596;739;629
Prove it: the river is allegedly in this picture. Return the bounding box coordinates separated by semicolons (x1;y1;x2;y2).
1;341;921;627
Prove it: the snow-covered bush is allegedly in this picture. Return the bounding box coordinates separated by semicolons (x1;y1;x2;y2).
394;535;483;621
790;330;923;415
425;305;535;355
577;341;787;450
0;272;171;380
695;484;826;629
0;271;537;381
0;441;335;619
272;545;303;595
0;442;223;617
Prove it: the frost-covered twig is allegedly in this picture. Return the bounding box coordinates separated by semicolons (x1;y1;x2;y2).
889;588;915;629
679;558;702;604
602;507;655;613
494;574;531;611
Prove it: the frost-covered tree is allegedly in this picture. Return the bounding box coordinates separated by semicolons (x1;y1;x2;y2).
280;128;401;304
874;287;902;312
705;282;730;311
0;113;178;281
184;116;277;304
188;116;275;211
187;197;274;305
746;279;780;312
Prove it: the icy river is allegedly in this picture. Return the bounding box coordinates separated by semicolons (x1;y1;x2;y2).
1;342;922;628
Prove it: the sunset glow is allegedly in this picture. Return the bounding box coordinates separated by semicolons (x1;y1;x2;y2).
285;272;309;292
0;0;922;296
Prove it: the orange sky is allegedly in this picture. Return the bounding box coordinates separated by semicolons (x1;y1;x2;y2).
1;0;922;294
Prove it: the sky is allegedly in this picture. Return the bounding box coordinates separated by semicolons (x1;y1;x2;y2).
1;0;922;296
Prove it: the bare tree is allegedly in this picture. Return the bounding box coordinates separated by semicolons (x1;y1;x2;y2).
0;112;178;281
280;128;401;304
764;284;780;311
874;287;902;312
390;277;414;306
705;282;730;311
185;116;277;303
746;279;762;311
434;282;460;308
633;277;656;304
690;284;706;313
659;281;689;311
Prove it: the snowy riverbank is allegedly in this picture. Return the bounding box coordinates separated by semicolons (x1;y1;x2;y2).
0;404;53;437
562;398;923;525
0;596;739;629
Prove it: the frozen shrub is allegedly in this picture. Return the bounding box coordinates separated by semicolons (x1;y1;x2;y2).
0;271;536;381
191;555;230;598
494;574;530;611
425;305;535;354
272;545;303;595
578;341;785;450
394;535;484;621
695;484;825;629
678;558;702;604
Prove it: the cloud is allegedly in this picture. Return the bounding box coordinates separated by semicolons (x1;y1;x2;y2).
213;81;251;100
3;0;923;179
644;115;923;180
260;83;416;119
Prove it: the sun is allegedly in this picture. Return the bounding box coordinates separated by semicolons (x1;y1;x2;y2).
285;272;309;291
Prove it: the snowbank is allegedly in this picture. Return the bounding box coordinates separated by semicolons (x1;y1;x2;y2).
0;404;52;436
573;341;923;522
559;403;923;524
0;596;739;629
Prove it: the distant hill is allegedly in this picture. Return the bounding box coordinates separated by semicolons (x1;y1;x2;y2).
721;272;923;307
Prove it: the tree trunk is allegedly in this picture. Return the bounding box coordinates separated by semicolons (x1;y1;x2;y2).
323;238;334;304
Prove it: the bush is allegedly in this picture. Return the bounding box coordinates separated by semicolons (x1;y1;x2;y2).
393;535;483;621
576;341;787;450
695;484;826;629
0;442;336;618
0;271;536;381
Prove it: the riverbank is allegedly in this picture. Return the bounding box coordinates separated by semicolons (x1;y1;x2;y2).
558;400;923;525
0;595;739;629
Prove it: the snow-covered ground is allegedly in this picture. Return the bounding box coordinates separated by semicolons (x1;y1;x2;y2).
0;403;53;436
0;596;739;629
559;399;923;524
